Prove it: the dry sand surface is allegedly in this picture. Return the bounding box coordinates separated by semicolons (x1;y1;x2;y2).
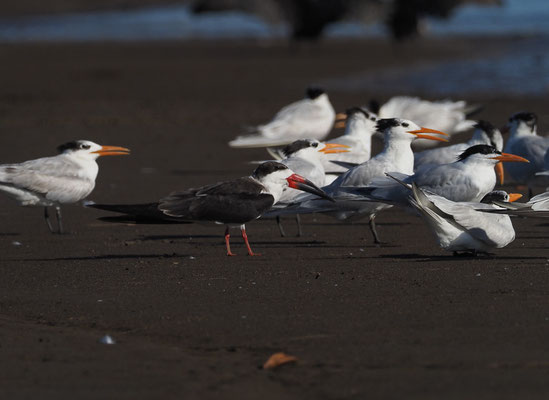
0;38;548;399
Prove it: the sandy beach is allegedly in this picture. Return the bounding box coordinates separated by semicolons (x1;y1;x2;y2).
0;37;548;399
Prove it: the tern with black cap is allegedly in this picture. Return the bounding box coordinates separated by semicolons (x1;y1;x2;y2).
0;140;130;233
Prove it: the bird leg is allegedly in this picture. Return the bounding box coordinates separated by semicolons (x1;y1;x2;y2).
44;207;55;233
276;216;286;237
55;206;64;234
240;224;260;256
295;214;303;237
225;226;236;256
369;214;383;245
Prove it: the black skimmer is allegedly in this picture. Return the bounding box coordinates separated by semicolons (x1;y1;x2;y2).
90;161;332;256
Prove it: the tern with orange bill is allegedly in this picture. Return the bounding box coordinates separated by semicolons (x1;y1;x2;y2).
369;96;480;149
89;162;333;256
321;107;378;182
273;139;349;236
0;140;130;233
347;145;530;221
414;120;504;171
264;118;449;243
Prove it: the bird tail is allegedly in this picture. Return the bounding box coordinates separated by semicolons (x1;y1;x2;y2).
463;103;484;118
86;202;189;224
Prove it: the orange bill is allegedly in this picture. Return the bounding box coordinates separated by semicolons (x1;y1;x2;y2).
493;153;530;163
335;112;347;121
407;127;449;142
92;145;131;156
334;112;347;129
318;143;350;154
495;162;504;185
508;193;523;202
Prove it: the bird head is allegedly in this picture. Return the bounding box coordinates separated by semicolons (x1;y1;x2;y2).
504;112;538;137
57;140;130;160
472;120;504;151
481;190;523;204
282;139;349;160
376;118;449;143
457;144;529;185
334;107;378;134
252;161;333;202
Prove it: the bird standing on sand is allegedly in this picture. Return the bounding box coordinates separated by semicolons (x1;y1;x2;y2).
228;87;335;148
0;140;130;233
90;162;332;256
503;112;549;197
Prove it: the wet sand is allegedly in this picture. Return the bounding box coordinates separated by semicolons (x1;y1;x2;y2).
0;38;548;399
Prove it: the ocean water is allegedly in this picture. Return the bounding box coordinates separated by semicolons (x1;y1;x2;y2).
0;0;547;95
0;0;547;41
323;35;549;96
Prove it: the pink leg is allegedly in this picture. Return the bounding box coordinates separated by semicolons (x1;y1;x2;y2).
241;225;260;256
225;226;236;256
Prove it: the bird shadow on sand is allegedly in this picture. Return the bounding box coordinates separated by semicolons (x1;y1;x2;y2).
138;234;219;241
17;253;190;262
377;253;548;262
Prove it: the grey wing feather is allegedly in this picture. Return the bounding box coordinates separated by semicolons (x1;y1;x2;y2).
0;156;95;203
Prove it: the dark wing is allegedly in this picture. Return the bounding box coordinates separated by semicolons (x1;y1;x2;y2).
159;177;275;224
87;202;190;223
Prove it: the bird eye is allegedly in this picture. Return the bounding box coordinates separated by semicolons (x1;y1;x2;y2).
402;122;409;127
80;144;90;150
370;117;376;121
312;142;318;147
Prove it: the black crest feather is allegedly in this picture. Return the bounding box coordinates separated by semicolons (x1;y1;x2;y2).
306;87;325;99
57;141;82;153
369;99;381;114
252;161;288;179
375;118;401;132
510;111;537;131
457;144;499;161
346;107;371;119
474;120;499;147
282;140;315;157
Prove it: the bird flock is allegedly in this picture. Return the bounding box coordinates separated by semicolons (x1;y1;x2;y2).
1;87;548;256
